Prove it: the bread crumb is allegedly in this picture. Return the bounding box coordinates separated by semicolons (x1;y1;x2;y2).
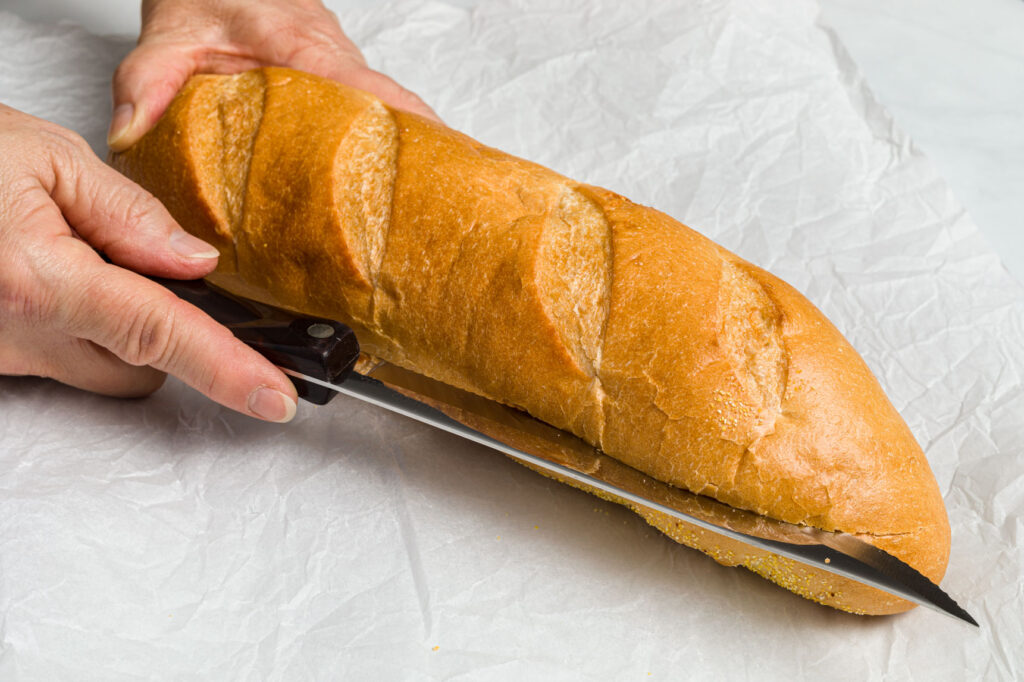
432;646;439;652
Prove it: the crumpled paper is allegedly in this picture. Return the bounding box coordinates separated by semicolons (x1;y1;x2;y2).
1;0;1021;678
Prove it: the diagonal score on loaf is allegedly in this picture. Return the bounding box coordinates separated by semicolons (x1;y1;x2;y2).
714;259;789;494
536;186;613;447
215;70;266;250
331;100;399;330
717;259;788;438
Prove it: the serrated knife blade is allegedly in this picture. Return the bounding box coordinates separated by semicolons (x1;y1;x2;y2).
281;363;978;627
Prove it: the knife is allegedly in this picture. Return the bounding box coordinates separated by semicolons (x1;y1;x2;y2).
148;270;977;627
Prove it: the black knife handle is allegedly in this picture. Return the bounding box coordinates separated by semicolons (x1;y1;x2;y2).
144;274;360;406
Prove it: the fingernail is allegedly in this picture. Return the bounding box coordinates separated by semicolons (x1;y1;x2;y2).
248;387;297;423
169;229;220;259
107;102;136;149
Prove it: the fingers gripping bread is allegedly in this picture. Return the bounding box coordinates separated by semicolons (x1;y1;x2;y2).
111;67;950;615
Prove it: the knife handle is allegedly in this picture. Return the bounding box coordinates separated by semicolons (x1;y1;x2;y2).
142;274;360;406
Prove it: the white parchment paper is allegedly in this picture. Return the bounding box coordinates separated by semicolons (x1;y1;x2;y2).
1;1;1022;679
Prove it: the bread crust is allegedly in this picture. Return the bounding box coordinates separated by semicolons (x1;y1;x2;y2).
111;67;950;615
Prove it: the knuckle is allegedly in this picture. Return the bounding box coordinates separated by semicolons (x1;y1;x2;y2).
0;241;57;326
193;360;223;399
39;126;91;159
0;277;53;325
88;184;167;255
114;44;169;84
117;185;162;232
35;128;94;185
304;21;351;52
113;43;199;108
111;59;136;93
0;120;88;184
290;43;345;72
259;12;357;68
116;295;180;368
245;8;292;42
112;49;142;82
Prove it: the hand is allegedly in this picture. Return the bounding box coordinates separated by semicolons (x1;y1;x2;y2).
0;104;298;421
108;0;438;151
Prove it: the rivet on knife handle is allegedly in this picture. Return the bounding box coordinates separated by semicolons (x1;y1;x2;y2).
140;272;361;406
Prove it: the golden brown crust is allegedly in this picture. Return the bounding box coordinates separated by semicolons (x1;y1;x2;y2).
111;67;950;614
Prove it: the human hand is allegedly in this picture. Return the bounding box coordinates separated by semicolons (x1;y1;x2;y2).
108;0;438;151
0;104;298;422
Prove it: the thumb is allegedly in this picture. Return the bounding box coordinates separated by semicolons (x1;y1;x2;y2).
108;41;199;152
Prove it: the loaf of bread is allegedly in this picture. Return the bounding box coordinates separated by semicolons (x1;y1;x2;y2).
111;67;950;615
